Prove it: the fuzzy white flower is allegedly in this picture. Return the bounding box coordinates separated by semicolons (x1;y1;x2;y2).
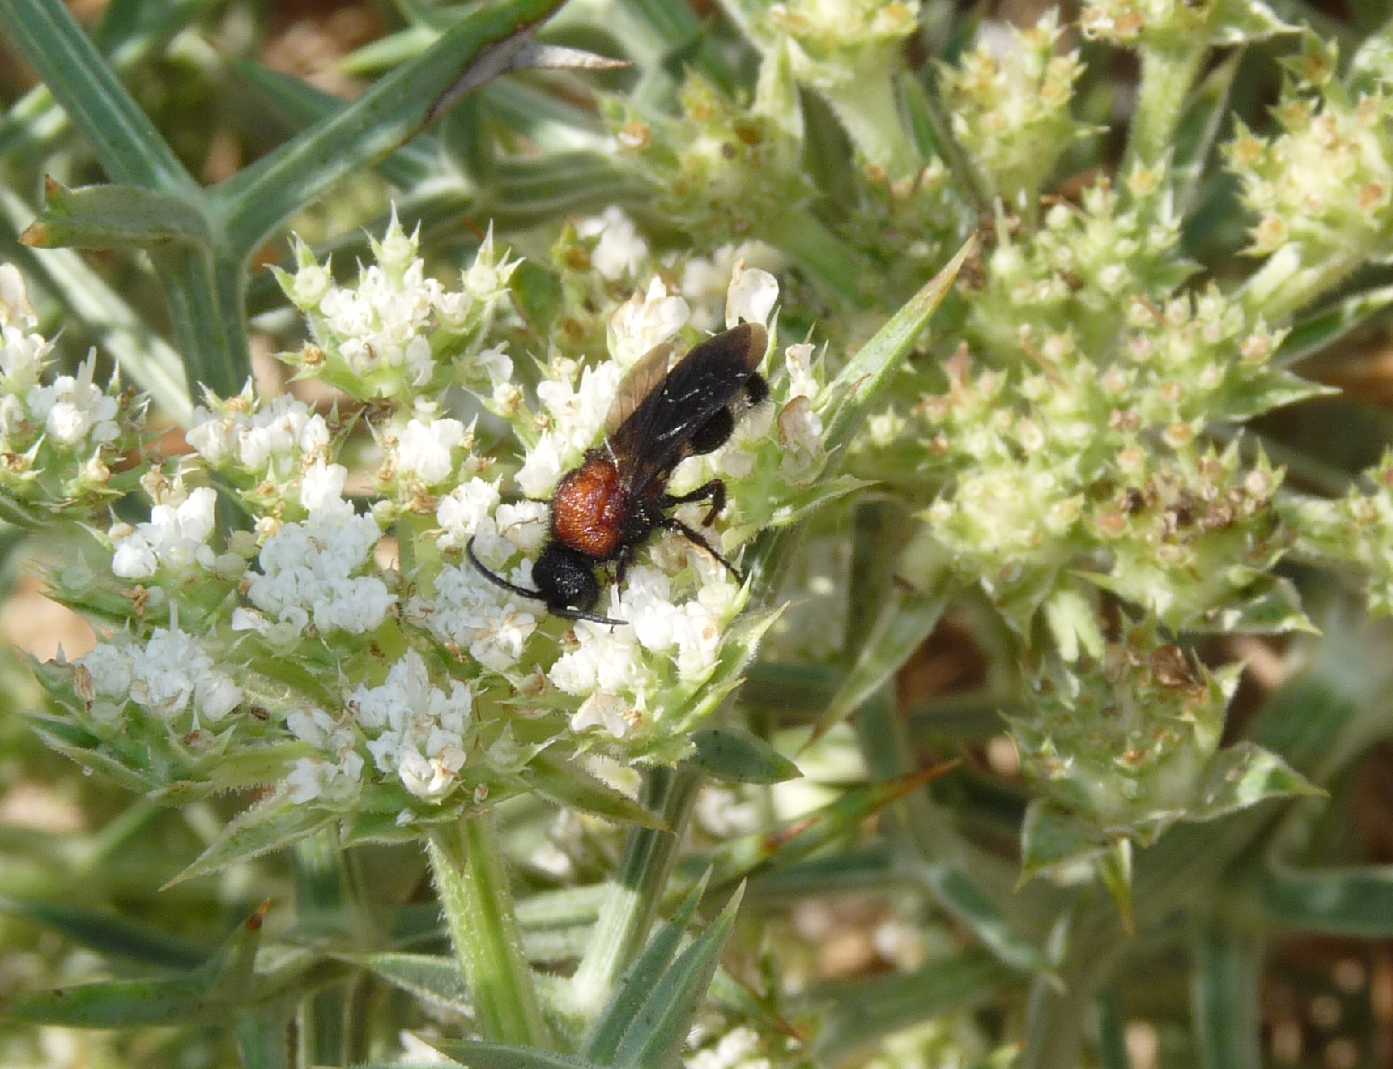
571;691;633;738
300;459;349;515
0;265;49;394
783;342;820;401
608;278;690;366
353;650;473;801
26;353;119;447
495;500;550;553
725;263;779;329
680;242;785;331
436;477;501;551
286;707;364;803
578;207;649;280
187;392;330;473
516;432;567;500
312;218;442;388
396;416;465;484
246;482;392;636
408;560;538;672
0;264;34;326
111;485;219;580
85;623;242;724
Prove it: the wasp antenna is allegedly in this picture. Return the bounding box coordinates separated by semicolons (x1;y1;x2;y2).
555;606;629;628
466;536;546;602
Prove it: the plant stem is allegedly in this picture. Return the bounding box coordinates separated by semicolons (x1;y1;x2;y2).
902;67;993;216
0;0;198;194
212;0;568;258
819;63;922;181
151;246;250;398
567;764;702;1015
427;813;549;1047
1125;41;1207;172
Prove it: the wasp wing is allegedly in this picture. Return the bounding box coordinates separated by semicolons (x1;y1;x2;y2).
605;323;768;496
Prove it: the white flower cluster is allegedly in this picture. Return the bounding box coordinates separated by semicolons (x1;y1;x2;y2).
408;557;540;673
77;620;242;726
238;463;393;639
277;214;519;397
186;390;330;476
684;1025;770;1069
352;650;474;801
285;707;364;805
110;484;218;580
0;264;134;512
25;354;120;449
1;318;119;456
392;408;467;486
0;262;46;393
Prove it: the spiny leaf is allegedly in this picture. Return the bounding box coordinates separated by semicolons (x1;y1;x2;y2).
335;951;472;1016
583;873;710;1063
0;901;269;1027
821;236;976;454
162;799;335;888
0;897;207;969
521;752;666;829
612;885;745;1069
689;727;801;784
21;175;209;250
424;1041;605;1068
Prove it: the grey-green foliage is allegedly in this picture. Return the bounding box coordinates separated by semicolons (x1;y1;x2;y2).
5;0;1393;1067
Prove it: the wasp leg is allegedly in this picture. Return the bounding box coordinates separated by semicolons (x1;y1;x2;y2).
553;604;628;628
615;543;637;589
660;517;743;583
659;479;727;527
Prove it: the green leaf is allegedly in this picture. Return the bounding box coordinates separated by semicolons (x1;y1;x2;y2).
804;583;951;750
233;998;296;1069
612;886;745;1069
688;727;801;784
163;799;335;888
1190;919;1263;1069
0;897;207;970
521;752;666;828
230;59;439;189
583;875;708;1063
425;1042;604;1069
510;260;564;335
214;0;572;257
1171;49;1241;214
337;951;472;1016
21;176;209;250
1188;742;1323;822
0;189;192;422
712;767;957;889
1218;369;1337;423
25;714;153;795
910;860;1052;975
1277;284;1393;368
1020;801;1108;884
1260;862;1393;936
811;950;1012;1067
821;236;976;455
0;0;197;192
0;903;268;1027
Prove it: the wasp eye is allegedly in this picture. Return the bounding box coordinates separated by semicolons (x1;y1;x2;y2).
533;545;601;614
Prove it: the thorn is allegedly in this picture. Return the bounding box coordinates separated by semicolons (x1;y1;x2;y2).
18;223;49;248
426;37;629;124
